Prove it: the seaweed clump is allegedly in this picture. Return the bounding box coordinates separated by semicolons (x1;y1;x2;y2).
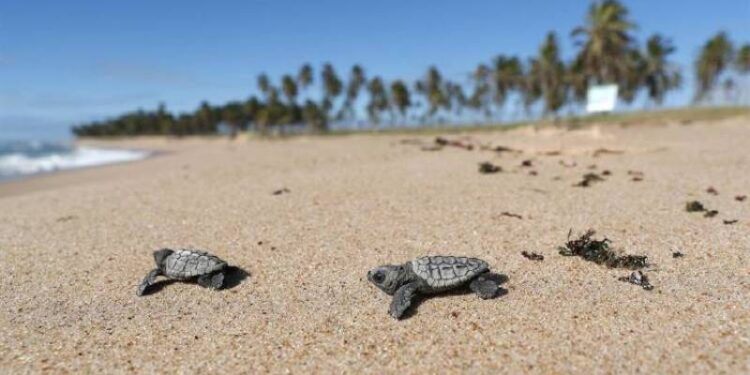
685;201;706;212
435;137;474;150
558;229;647;269
574;173;605;187
478;162;502;174
272;187;291;195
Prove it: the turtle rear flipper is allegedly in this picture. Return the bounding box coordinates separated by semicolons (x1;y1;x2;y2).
197;271;224;290
469;275;499;299
136;269;162;296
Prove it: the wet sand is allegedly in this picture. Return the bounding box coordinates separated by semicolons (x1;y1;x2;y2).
1;118;748;373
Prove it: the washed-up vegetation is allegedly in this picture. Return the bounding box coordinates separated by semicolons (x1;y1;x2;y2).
574;172;605;187
686;201;706;212
558;229;648;269
478;162;502;174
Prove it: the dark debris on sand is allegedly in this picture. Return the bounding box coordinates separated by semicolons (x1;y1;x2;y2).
685;201;706;212
479;162;502;174
686;200;721;218
499;211;523;219
723;219;738;225
706;186;718;195
420;145;443;151
627;170;644;182
521;251;544;261
435;137;474;150
672;251;685;258
574;173;605;187
521;159;533;167
558;229;648;269
488;145;520;154
619;271;654;290
272;188;291;195
736;195;747;202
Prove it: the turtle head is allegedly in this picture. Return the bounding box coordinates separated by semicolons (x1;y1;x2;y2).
367;265;407;295
153;248;174;268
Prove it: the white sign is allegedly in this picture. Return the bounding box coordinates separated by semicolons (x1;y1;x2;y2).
586;84;618;113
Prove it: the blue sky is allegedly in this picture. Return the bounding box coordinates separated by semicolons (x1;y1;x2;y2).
1;0;749;134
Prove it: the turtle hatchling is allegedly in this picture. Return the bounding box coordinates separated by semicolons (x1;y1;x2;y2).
367;256;504;319
136;248;228;296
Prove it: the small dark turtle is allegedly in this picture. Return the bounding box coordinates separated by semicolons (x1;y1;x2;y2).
367;256;504;319
136;248;228;296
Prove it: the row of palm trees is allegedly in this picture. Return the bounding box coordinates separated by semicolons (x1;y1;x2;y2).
72;1;750;137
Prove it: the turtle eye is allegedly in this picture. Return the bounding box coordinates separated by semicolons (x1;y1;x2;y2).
372;271;385;283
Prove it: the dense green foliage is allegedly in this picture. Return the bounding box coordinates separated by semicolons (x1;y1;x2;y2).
72;1;748;137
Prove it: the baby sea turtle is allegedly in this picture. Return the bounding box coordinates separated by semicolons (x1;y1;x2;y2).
367;256;504;319
136;248;228;296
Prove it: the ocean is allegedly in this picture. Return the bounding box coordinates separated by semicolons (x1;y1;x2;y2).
0;122;149;181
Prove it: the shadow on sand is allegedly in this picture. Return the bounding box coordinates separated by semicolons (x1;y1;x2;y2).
401;273;509;320
138;266;250;296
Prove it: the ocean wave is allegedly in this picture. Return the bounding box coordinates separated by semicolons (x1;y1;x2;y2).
0;141;149;179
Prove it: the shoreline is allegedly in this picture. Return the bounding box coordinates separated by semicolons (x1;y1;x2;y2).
0;143;158;196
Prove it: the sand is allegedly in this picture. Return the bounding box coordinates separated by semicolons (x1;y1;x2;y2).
1;118;748;374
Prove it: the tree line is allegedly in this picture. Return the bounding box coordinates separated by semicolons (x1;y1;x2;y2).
73;1;750;137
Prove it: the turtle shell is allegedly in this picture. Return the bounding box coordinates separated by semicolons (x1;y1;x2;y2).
412;256;489;289
163;249;227;279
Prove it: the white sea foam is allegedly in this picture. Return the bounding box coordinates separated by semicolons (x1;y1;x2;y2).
0;145;149;179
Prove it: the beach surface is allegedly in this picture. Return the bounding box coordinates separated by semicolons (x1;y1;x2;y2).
1;118;748;374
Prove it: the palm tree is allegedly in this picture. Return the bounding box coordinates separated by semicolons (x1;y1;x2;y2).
221;102;244;138
389;80;411;124
736;44;750;105
519;59;541;118
642;34;681;106
565;56;588;112
366;76;388;126
737;44;750;73
321;63;343;116
468;64;492;119
492;55;523;118
257;73;271;98
340;64;366;121
297;64;314;93
302;100;326;132
195;101;217;133
255;87;285;134
445;81;466;119
416;66;448;121
533;32;567;117
694;32;734;102
618;49;645;104
281;75;298;105
572;0;637;84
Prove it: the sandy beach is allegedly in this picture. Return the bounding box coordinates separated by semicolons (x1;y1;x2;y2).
1;118;748;374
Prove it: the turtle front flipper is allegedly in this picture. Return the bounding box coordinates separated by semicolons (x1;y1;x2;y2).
197;271;224;290
389;282;419;319
136;268;162;296
469;275;499;299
